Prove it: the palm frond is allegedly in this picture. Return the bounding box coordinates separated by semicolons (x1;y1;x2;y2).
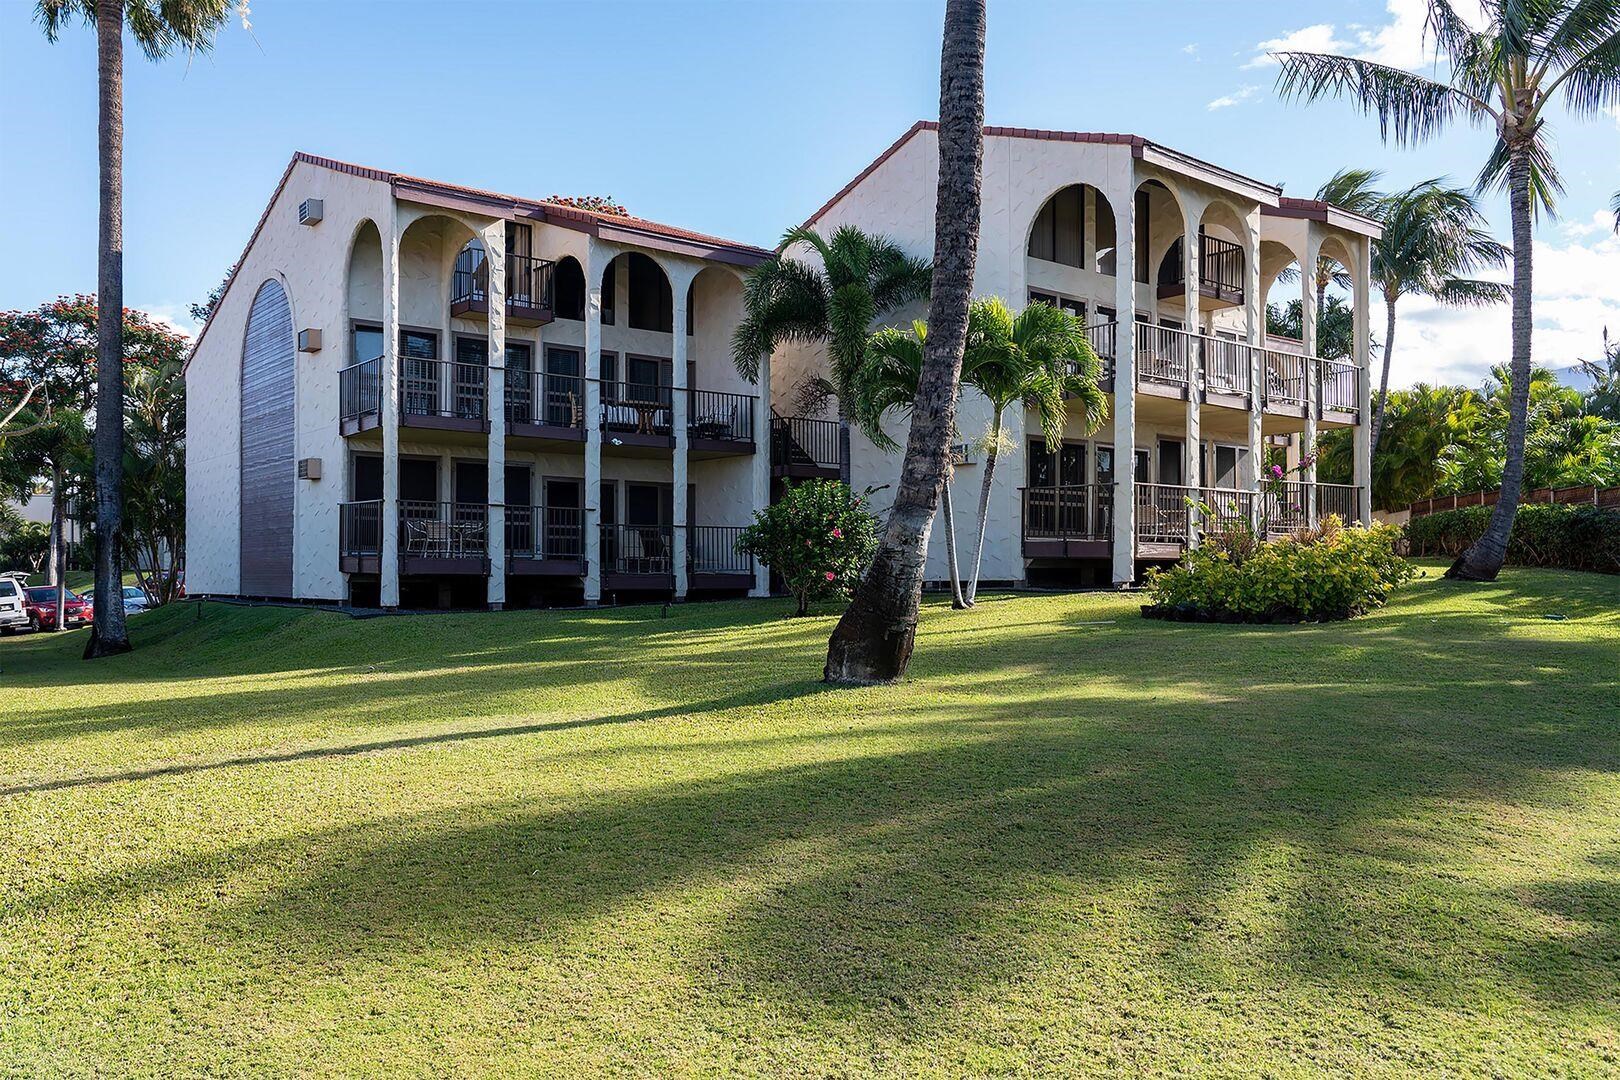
730;256;829;381
1274;51;1491;147
850;322;928;453
1434;277;1514;306
1316;167;1386;213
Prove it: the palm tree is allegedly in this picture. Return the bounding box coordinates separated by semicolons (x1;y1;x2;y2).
849;321;969;607
1369;180;1510;457
960;298;1106;605
823;0;985;684
1310;169;1386;315
37;0;239;656
1275;0;1620;581
731;225;932;483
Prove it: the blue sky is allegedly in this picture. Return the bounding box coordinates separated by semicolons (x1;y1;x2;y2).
1;0;1616;385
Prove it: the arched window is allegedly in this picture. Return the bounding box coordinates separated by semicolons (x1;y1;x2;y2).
239;279;295;597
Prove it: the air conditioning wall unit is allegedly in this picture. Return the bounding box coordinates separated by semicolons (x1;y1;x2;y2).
297;457;322;481
297;328;322;353
298;198;324;226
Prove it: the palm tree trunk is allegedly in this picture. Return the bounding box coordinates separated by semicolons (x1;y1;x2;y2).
51;465;65;631
85;0;131;657
964;409;1001;604
941;467;966;608
1448;143;1532;581
824;0;984;684
1369;297;1398;459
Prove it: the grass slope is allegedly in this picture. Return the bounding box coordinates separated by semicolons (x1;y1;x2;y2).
1;563;1616;1076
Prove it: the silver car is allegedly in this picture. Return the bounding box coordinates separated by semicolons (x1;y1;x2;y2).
122;585;152;614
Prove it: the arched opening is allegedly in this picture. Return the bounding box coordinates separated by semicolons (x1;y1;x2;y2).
1259;240;1305;347
240;278;296;598
600;252;673;331
553;255;585;320
1133;179;1183;291
398;214;482;422
1025;183;1120;276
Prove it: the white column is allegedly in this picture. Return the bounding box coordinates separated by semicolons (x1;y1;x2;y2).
583;247;604;603
751;343;771;597
1244;217;1265;529
1182;204;1202;549
671;268;691;600
483;220;507;609
1352;236;1373;524
380;210;402;608
1300;232;1320;524
1111;186;1137;586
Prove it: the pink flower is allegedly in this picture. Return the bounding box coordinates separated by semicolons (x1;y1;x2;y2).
824;571;837;581
831;527;843;539
1270;464;1284;478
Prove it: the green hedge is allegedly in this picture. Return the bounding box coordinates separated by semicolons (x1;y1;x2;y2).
1143;522;1416;623
1406;504;1620;574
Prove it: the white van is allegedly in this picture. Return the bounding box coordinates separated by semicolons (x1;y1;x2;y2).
0;573;28;633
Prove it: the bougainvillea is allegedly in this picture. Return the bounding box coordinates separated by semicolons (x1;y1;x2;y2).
738;480;879;615
545;195;630;217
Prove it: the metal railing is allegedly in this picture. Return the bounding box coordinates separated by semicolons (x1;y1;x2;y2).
770;413;841;470
1135;483;1194;545
1134;322;1189;386
1202;336;1252;396
451;249;556;312
688;525;753;575
507;370;586;429
399;500;488;558
1021;485;1111;539
601;523;675;575
600;383;674;436
688;389;756;443
1159;234;1246;299
1084;321;1118;383
1318;359;1359;415
1315;483;1361;522
401;357;488;421
339;500;383;556
340;356;381;423
506;505;584;562
1261;349;1309;409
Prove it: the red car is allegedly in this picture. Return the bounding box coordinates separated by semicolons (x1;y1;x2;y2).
22;586;93;631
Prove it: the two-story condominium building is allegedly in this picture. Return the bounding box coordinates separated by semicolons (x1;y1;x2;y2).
770;123;1380;587
185;153;775;608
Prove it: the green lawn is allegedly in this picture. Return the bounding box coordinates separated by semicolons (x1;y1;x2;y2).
1;564;1616;1076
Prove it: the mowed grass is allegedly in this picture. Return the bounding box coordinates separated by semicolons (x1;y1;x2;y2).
1;564;1616;1077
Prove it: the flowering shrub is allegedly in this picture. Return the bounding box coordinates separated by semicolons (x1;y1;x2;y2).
1407;504;1619;574
738;480;879;615
546;194;629;217
1143;517;1415;623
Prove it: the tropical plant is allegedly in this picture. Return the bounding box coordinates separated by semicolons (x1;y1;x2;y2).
823;0;985;684
1303;169;1387;314
122;355;186;604
1266;293;1357;361
37;0;243;655
737;480;880;616
1577;329;1620;422
1369;180;1510;456
1275;0;1620;581
1408;503;1619;573
731;224;932;483
849;320;969;607
960;297;1106;603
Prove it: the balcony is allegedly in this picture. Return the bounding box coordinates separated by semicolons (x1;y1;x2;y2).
339;499;383;574
399;500;489;574
687;524;755;590
339;356;382;436
506;505;586;577
1260;349;1310;417
770;413;843;479
401;357;489;435
1317;359;1361;422
451;250;555;326
1019;482;1364;561
506;370;586;444
1134;322;1190;398
599;523;756;593
1083;322;1117;392
1158;234;1245;309
688;389;757;455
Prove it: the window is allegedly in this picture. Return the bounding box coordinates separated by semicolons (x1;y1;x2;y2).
1028;440;1086;487
1028;291;1084;319
506;465;532;507
352;325;383;364
1134;189;1151;283
627;253;673;331
351;455;383;501
1026;185;1084;267
1158;439;1184;486
400;458;438;503
553;258;585;320
454;460;487;505
601;259;616;326
401;330;436;360
455;336;487;366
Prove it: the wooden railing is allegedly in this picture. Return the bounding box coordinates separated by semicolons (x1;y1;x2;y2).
1134;322;1189;386
688;389;756;443
770;413;841;470
339;500;383;557
401;357;487;421
1315;483;1361;522
506;505;584;562
1409;484;1620;517
1134;483;1193;544
1084;321;1117;383
339;356;381;424
688;525;753;575
600;383;674;436
1022;484;1112;540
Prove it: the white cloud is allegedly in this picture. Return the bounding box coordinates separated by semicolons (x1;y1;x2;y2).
1207;85;1262;111
1181;43;1199;55
1382;228;1620;388
1246;0;1483;71
142;304;199;339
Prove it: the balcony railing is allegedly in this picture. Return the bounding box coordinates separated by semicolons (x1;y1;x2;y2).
1159;234;1245;305
400;500;488;558
506;505;584;562
340;499;383;557
1261;349;1309;409
451;249;556;315
1315;482;1361;522
1319;359;1360;416
1134;483;1194;545
401;357;487;421
1022;484;1112;540
340;356;381;424
688;525;753;576
771;413;842;472
1134;322;1189;387
507;370;586;430
601;523;674;575
688;389;756;443
1202;336;1252;396
1084;321;1118;384
601;383;674;436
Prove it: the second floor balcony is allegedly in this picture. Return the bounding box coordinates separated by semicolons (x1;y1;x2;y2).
451;249;556;326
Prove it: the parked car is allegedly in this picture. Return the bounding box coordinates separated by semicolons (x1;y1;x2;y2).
21;586;93;632
0;573;29;634
123;585;152;614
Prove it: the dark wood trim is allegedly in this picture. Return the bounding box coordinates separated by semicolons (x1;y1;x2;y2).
509;422;586;443
603;430;675;451
341;414;381;437
772;463;842;481
690;437;756;456
689;572;753;591
1022;538;1110;560
1203;390;1249;411
401;413;490;435
508;557;586;578
602;571;675;592
401;555;488;576
340;554;380;575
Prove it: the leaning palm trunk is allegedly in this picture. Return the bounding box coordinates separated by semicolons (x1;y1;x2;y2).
85;0;130;657
940;467;966;608
1449;147;1533;581
824;0;984;684
964;408;1002;604
1370;298;1398;458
